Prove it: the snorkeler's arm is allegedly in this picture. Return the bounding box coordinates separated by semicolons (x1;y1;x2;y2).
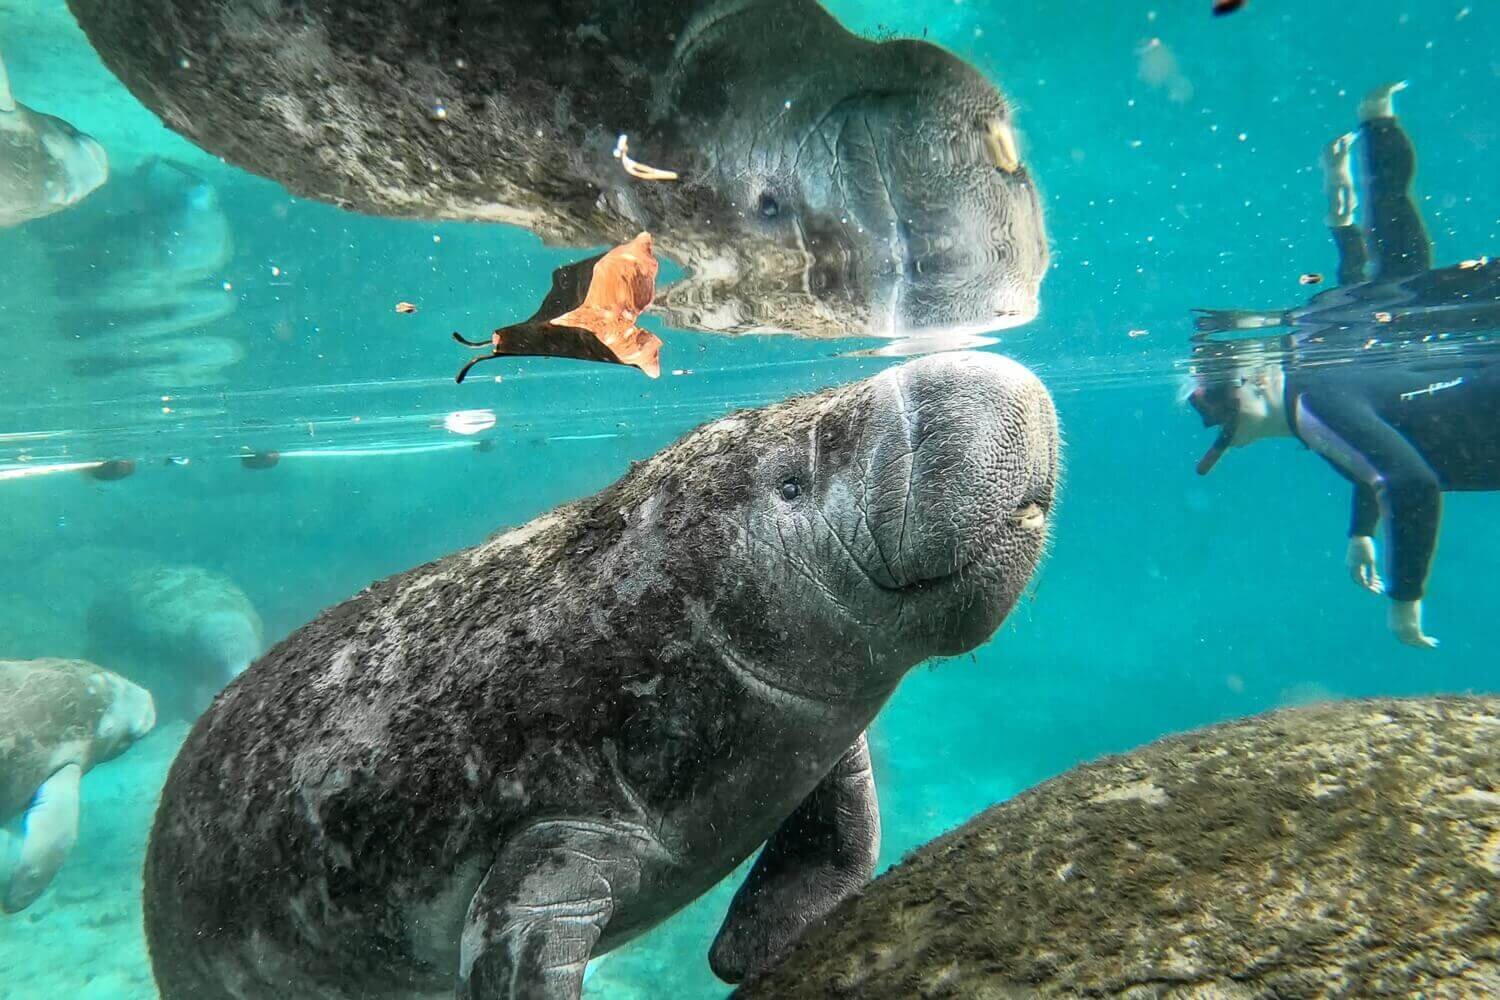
1294;392;1441;602
1344;483;1384;591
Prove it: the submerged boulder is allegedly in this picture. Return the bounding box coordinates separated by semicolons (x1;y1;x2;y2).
738;696;1500;998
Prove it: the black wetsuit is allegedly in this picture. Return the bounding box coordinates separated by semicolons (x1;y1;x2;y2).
1285;108;1500;602
1328;115;1433;285
1196;103;1500;601
1286;349;1500;601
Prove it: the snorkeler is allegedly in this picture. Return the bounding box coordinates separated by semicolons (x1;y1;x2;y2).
1187;82;1500;649
1189;339;1499;649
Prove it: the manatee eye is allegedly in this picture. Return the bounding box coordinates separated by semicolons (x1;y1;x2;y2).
779;478;802;501
757;192;781;219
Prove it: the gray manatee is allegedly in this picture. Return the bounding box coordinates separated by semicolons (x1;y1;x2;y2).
0;51;108;228
85;564;265;720
0;658;155;913
66;0;1047;342
738;696;1500;999
143;351;1060;999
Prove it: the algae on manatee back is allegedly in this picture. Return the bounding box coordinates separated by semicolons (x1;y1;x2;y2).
739;696;1500;999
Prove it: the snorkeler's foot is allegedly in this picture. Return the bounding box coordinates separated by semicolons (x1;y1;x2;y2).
1321;133;1357;227
1191;309;1290;333
1389;599;1438;649
1358;80;1408;122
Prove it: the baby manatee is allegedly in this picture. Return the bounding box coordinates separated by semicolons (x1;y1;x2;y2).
738;696;1500;999
0;658;155;914
143;352;1059;999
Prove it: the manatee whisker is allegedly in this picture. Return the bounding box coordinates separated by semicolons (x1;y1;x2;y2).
613;134;679;182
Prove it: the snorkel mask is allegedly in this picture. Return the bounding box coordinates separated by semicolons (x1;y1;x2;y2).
1184;332;1294;476
1188;382;1240;475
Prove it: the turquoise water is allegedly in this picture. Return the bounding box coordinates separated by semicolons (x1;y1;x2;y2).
1;1;1496;997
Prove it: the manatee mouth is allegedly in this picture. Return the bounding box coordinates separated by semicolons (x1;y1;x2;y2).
872;560;965;595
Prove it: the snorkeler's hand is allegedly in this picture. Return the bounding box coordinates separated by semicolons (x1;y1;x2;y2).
1346;536;1383;594
1389;600;1438;649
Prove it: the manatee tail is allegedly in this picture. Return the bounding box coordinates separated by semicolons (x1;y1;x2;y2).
1191;309;1292;334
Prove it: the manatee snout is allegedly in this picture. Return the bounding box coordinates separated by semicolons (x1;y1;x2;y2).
838;50;1048;334
56;131;109;208
766;43;1047;337
867;351;1058;652
92;672;156;762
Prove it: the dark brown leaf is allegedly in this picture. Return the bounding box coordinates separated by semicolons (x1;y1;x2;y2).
453;232;663;382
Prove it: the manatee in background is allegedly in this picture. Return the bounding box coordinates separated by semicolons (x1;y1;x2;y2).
0;51;108;228
20;156;240;388
66;0;1048;342
738;696;1500;999
85;564;264;720
0;658;155;914
143;352;1060;999
35;157;234;338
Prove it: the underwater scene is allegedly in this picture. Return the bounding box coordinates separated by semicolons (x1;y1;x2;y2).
1;0;1497;997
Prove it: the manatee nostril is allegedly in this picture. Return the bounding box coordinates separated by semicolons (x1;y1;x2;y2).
757;192;781;219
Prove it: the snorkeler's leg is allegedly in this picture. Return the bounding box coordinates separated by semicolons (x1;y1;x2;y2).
1323;133;1368;284
1358;81;1433;280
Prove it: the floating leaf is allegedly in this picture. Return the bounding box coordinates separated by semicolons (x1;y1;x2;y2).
453;232;663;382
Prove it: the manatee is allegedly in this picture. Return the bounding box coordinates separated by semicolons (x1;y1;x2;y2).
0;658;156;914
40;157;235;338
738;696;1500;999
18;156;239;387
142;351;1059;999
66;0;1048;342
0;51;108;228
85;564;265;720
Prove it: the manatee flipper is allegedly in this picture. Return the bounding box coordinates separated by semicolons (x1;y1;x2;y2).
458;819;670;999
709;733;880;984
2;763;82;913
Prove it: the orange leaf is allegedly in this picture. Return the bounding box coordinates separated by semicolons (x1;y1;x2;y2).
453;232;664;382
